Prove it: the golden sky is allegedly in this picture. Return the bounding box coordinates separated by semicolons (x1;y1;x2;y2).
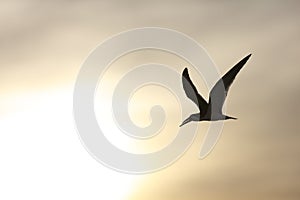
0;1;299;200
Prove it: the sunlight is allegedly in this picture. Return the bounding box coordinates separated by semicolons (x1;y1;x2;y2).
0;87;138;200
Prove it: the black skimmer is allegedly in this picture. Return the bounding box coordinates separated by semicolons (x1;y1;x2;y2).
180;54;252;127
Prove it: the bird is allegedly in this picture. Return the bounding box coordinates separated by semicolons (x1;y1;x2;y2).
179;54;251;127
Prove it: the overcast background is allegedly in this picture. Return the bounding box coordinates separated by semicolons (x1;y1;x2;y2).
0;1;299;200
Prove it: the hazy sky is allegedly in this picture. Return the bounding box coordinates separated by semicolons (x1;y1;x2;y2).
0;1;299;200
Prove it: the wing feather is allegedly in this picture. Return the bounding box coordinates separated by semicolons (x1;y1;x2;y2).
182;68;208;112
209;54;251;114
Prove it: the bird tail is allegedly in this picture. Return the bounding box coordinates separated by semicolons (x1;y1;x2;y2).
225;116;237;120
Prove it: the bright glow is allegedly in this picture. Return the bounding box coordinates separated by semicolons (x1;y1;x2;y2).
0;87;139;200
95;83;181;154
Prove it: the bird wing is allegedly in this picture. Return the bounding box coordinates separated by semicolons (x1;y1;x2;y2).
182;68;208;112
208;54;251;114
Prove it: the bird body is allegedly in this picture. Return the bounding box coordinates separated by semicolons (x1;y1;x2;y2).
180;54;251;127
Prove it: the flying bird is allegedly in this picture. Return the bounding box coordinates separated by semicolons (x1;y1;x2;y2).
180;54;251;127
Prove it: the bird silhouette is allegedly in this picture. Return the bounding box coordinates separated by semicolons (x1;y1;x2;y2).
180;54;251;127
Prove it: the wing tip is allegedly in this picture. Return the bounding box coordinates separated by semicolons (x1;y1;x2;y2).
237;53;252;66
245;53;252;60
182;67;189;76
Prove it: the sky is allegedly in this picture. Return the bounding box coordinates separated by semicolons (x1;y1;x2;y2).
0;0;300;200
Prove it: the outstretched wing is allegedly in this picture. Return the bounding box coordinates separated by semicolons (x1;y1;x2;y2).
209;54;252;114
182;68;208;112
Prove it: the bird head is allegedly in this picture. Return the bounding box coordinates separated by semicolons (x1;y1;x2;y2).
179;113;200;127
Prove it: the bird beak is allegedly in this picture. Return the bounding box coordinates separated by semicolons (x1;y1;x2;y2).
179;117;192;127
